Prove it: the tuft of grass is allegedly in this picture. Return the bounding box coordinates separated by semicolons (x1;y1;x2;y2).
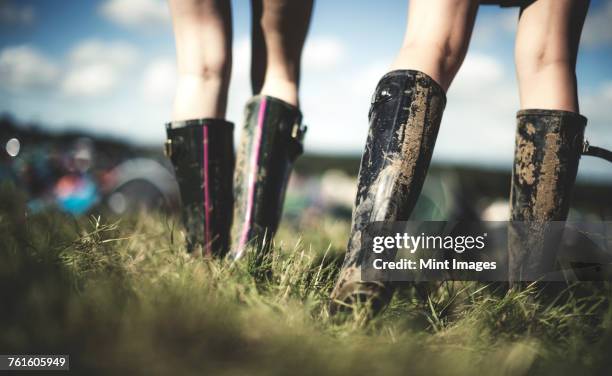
1;183;612;375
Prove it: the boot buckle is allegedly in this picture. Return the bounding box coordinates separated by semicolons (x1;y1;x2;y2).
164;139;172;158
291;122;307;142
583;140;590;154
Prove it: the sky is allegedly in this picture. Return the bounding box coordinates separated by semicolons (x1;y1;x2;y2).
1;0;611;179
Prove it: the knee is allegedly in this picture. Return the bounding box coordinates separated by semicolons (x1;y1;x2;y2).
400;35;468;78
179;52;231;85
175;26;231;83
259;1;292;38
515;42;575;82
199;55;231;83
260;10;280;36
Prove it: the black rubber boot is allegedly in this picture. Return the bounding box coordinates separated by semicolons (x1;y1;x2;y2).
508;110;586;283
165;119;234;257
230;95;306;260
329;70;447;315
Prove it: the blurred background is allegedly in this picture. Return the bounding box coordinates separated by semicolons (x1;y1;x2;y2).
1;0;611;224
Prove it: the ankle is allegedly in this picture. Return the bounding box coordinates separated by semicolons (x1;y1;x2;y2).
259;76;299;107
172;74;229;121
389;48;452;92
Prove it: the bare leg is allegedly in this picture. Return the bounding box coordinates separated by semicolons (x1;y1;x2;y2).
250;0;313;106
390;0;479;91
168;0;232;120
329;1;478;315
508;0;589;283
515;0;589;112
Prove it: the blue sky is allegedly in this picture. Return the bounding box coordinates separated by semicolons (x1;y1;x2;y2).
1;0;611;179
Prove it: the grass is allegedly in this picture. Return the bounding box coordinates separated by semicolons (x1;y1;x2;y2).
2;183;612;375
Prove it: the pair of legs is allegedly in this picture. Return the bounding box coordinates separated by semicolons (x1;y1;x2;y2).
329;0;589;312
166;0;312;257
168;0;313;121
390;0;589;111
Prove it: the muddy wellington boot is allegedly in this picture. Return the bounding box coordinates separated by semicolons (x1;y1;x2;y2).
230;96;306;260
165;119;234;256
508;110;586;283
329;70;447;315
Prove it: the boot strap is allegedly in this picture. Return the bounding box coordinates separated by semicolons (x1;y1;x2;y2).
583;140;612;163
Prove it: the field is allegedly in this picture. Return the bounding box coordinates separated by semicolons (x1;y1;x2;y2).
2;183;612;376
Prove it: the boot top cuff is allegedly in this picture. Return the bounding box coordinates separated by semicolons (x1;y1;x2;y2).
375;70;446;102
245;95;302;123
166;118;234;131
517;109;587;127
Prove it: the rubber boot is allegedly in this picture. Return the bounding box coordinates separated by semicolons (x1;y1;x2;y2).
165;119;234;256
329;70;447;315
230;95;306;260
508;110;586;283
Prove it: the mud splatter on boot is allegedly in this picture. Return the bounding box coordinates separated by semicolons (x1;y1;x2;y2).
165;119;234;256
329;70;446;315
508;110;586;283
230;96;306;260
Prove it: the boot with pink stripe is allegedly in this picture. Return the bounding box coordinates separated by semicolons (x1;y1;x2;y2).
165;119;234;257
230;95;306;261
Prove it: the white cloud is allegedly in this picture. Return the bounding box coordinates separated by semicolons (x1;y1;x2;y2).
0;45;59;91
68;39;137;68
299;60;385;153
582;1;612;48
452;52;505;95
0;0;35;26
0;40;138;97
441;52;518;164
99;0;169;30
62;64;119;97
62;40;138;97
303;36;347;72
142;58;176;103
460;53;505;79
